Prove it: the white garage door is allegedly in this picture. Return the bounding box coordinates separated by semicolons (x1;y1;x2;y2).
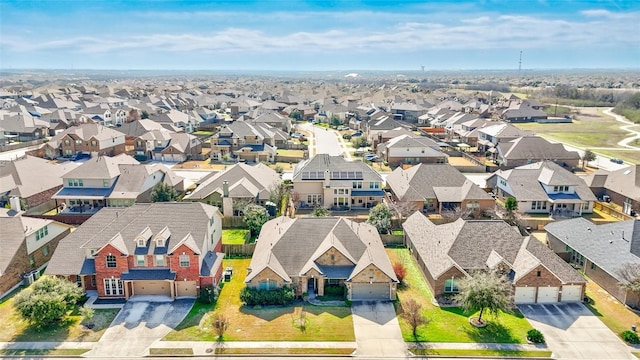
537;287;559;303
561;285;583;302
351;283;390;301
514;287;536;304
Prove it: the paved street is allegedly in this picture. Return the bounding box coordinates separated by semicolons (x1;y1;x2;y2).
299;123;344;157
519;303;634;360
0;144;41;161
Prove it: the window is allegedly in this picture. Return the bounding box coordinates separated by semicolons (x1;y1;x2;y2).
136;255;146;267
155;255;166;267
352;181;363;189
307;194;322;205
333;188;349;195
499;179;507;186
179;254;190;267
29;255;35;268
43;244;49;256
258;279;277;290
67;179;84;187
466;201;480;209
369;182;380;189
137;238;146;247
64;139;70;145
103;179;110;188
76;276;83;287
103;278;123;295
75;139;82;145
536;270;542;277
531;201;547;210
334;197;348;206
553;185;569;192
444;278;459;292
106;254;117;268
590;263;597;271
91;140;97;147
35;226;48;240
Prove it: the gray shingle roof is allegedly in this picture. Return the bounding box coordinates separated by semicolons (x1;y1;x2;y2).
545;218;640;282
45;203;220;276
293;154;382;184
497;136;580;162
246;217;397;283
185;163;280;201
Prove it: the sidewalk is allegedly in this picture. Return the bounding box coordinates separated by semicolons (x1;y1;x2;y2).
409;342;548;351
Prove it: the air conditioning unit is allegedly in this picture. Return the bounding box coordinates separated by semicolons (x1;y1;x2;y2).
603;195;611;203
23;272;36;285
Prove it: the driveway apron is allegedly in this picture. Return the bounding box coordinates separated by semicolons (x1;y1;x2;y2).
519;303;633;360
351;301;408;357
86;298;194;357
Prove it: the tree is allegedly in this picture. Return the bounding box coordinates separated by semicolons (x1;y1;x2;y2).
151;183;179;202
330;114;342;127
401;298;429;337
13;276;83;328
213;314;229;340
289;109;302;121
503;197;518;225
243;204;269;236
351;137;370;151
454;271;511;325
141;110;150;119
582;149;596;169
367;204;392;234
618;263;640;293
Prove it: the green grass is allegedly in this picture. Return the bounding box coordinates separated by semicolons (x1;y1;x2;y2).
315;123;330;129
0;349;89;356
192;131;214;136
149;347;194;355
215;348;355;355
543;105;572;117
165;259;354;342
222;229;249;245
614;107;640;123
391;229;404;235
410;348;551;357
387;248;533;343
632;352;640;359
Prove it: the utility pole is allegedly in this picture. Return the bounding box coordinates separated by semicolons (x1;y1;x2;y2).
518;51;522;74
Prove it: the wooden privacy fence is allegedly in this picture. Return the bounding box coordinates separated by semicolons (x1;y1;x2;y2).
222;216;246;228
380;234;404;246
222;243;256;257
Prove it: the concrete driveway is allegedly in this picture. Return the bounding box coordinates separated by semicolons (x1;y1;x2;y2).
351;301;408;357
518;303;633;359
86;298;194;357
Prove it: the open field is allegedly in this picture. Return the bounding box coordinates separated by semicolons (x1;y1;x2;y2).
164;259;354;342
387;248;533;343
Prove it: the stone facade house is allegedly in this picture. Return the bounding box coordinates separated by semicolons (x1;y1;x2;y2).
376;134;448;167
403;212;586;304
45;203;224;299
30;123;126;159
494;136;580;169
245;216;398;301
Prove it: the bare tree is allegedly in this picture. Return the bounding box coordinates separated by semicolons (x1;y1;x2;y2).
401;298;429;338
618;263;640;293
213;314;229;340
440;206;475;224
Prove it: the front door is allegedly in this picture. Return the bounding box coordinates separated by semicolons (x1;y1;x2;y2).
307;278;316;293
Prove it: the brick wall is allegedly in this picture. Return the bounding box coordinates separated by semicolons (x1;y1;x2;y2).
0;228;69;295
245;267;287;289
169;244;201;282
515;264;562;288
94;244;130;297
432;267;466;297
605;190;640;215
25;186;62;208
583;260;633;306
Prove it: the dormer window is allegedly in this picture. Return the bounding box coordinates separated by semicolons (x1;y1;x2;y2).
153;226;170;248
137;238;146;247
156;238;165;247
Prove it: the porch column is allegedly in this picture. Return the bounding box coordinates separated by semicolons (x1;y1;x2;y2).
170;280;175;299
124;281;131;299
579;202;584;216
317;277;325;296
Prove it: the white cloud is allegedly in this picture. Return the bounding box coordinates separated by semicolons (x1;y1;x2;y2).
2;11;638;55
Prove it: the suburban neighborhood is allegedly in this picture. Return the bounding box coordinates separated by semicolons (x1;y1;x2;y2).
1;1;640;359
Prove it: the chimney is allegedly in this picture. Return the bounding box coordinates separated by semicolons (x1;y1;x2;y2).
222;180;229;198
9;196;21;212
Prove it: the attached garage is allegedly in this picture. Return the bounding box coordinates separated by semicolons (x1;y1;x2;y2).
132;280;171;296
514;287;536;304
351;282;390;301
175;281;198;298
536;286;559;303
561;285;583;302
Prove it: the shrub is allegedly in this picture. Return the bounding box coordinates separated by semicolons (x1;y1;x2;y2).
240;287;295;306
393;262;407;284
324;285;345;297
133;154;148;162
526;329;546;344
13;276;83;328
198;284;217;304
621;330;640;344
274;165;284;174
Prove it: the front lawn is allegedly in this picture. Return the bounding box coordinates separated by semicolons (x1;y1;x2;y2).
0;294;119;342
222;229;249;245
276;149;304;158
164;259;354;341
387;248;533;343
411;349;551;357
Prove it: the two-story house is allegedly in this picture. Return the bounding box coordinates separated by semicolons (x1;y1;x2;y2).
584;164;640;217
376;134;448;167
249;112;292;133
45;202;224;299
210;122;285;163
51;154;183;211
494;136;581;169
477;122;531;154
292;154;383;210
152;110;199;133
486;161;596;218
390;102;428;123
0;201;73;299
30;123;126;160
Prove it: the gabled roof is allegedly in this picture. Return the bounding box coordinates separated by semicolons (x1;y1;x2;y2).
0;155;76;198
169;232;201;255
497;136;580;162
97;233;129;255
63;154;139;180
184;163;280;201
584;165;640;200
246;217;397;284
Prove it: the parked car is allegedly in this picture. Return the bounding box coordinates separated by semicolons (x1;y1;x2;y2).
337;125;350;131
610;158;624;164
342;133;352;140
364;154;379;161
351;131;362;137
291;132;303;138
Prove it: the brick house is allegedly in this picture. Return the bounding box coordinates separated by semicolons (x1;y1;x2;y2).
0;207;72;299
385;163;494;215
376;134;448;168
584;164;640;216
494;136;581;170
245;216;398;301
29;123;126;159
403;212;585;304
45;203;224;299
545;218;640;307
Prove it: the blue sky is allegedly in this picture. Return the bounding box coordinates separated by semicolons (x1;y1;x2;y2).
1;0;638;70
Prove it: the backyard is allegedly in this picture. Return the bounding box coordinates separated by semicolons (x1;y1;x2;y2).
583;276;640;337
0;292;119;342
387;248;533;343
221;229;249;245
164;258;354;342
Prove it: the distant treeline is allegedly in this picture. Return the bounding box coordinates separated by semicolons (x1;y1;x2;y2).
613;92;640;123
